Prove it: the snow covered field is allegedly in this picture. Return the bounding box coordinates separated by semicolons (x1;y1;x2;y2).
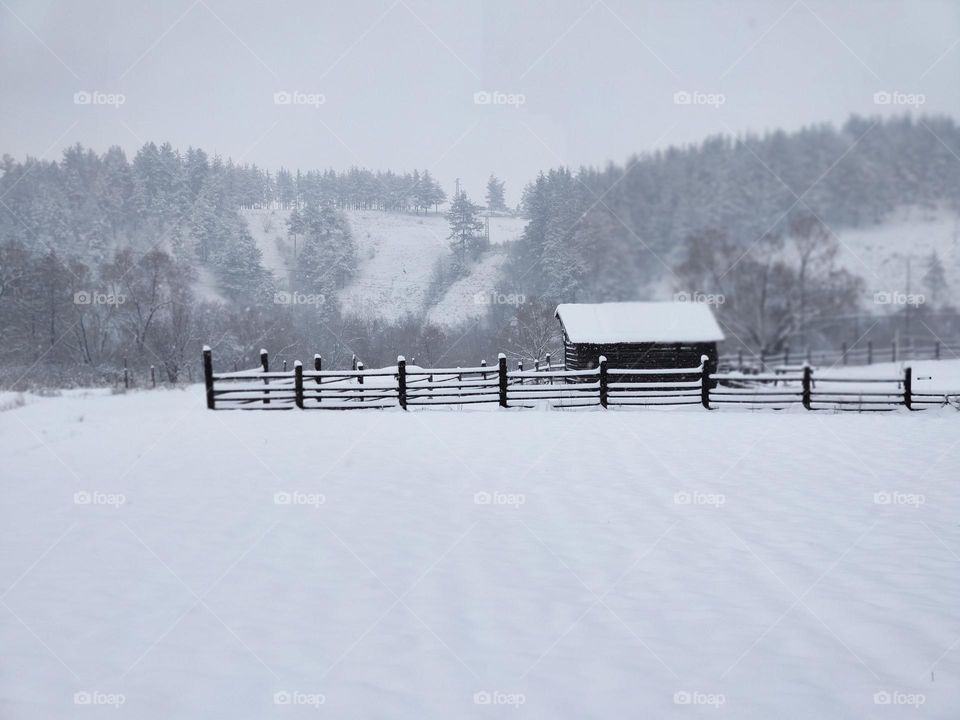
2;388;958;718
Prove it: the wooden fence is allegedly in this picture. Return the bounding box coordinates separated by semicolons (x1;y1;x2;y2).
720;339;960;371
202;347;959;412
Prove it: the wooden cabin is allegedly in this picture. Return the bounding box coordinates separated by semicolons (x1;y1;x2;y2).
555;301;724;373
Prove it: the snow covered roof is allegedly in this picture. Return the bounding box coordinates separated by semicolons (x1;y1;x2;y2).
555;302;724;344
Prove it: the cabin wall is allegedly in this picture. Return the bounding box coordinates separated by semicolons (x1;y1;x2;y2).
564;340;718;372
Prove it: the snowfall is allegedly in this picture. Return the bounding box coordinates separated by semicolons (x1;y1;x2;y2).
1;364;959;718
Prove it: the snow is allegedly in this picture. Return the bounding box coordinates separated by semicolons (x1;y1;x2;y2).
556;302;725;344
242;208;526;325
833;206;960;305
2;387;958;718
240;208;291;282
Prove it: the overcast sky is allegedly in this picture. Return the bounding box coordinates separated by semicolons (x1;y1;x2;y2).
2;0;959;204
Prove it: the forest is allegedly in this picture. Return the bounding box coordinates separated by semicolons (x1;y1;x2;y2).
1;114;958;386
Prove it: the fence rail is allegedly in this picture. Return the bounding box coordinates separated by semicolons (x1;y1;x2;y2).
720;339;960;371
202;347;960;412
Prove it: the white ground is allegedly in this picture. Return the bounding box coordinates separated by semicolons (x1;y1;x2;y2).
241;208;527;326
1;376;958;718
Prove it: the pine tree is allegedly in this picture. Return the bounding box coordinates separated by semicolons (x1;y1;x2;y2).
446;190;486;269
485;174;506;211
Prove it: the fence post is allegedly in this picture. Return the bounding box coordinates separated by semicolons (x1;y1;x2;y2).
150;365;156;388
283;360;287;372
867;341;873;365
599;355;608;408
203;346;215;409
518;359;524;385
294;361;304;409
700;354;711;410
545;352;551;369
123;357;129;389
261;348;270;405
357;361;364;385
841;342;848;365
904;366;913;410
546;353;552;384
498;353;508;408
397;356;407;410
802;365;812;410
481;359;487;380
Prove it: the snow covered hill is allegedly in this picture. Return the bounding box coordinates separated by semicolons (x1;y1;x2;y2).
833;207;960;306
241;208;527;326
1;386;958;718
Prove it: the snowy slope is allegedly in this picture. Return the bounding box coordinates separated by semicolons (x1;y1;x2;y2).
240;208;292;283
242;208;526;325
425;249;510;327
833;207;960;305
1;387;958;718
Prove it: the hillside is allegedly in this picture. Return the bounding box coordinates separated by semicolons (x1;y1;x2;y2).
241;208;527;325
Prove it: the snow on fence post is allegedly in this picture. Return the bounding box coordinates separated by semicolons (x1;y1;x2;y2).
700;355;711;410
260;348;270;405
802;365;813;410
397;356;407;411
202;346;215;410
904;366;913;410
283;360;287;372
598;355;608;408
294;361;304;409
498;353;508;408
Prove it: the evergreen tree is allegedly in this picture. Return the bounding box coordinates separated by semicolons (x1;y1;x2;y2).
485;174;506;211
446;190;486;268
